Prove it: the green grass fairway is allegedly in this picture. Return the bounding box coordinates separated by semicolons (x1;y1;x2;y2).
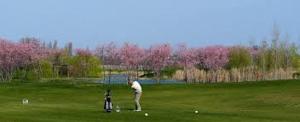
0;80;300;122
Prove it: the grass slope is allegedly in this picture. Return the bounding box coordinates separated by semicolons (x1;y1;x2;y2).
0;80;300;122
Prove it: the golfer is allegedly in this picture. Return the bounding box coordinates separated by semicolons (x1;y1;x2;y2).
128;78;142;112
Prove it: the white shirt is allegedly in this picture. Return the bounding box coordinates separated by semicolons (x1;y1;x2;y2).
131;81;142;93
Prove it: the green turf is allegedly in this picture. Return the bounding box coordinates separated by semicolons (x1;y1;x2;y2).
0;80;300;122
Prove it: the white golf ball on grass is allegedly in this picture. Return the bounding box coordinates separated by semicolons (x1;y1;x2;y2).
194;110;199;114
22;98;29;104
144;113;149;116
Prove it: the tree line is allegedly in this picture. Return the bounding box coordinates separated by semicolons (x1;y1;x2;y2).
0;30;299;83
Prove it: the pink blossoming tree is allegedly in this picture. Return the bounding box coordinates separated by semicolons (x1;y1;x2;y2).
120;42;145;79
174;43;197;82
197;46;229;70
0;38;46;81
145;44;172;83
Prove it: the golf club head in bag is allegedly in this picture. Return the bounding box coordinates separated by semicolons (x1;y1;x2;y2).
104;89;113;112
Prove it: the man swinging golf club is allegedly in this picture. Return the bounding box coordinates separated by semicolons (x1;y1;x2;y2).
127;78;142;112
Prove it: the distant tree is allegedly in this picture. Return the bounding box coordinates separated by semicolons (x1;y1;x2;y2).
288;42;299;70
228;46;252;69
145;44;172;83
0;39;18;81
174;43;197;82
96;42;120;66
0;38;47;81
197;46;229;70
48;41;53;49
96;42;121;81
20;37;39;44
69;49;101;77
39;59;53;78
256;39;269;71
119;42;145;79
65;42;73;56
53;40;58;49
19;39;45;80
271;23;282;70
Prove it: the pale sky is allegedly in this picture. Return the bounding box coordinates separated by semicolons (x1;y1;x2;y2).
0;0;299;48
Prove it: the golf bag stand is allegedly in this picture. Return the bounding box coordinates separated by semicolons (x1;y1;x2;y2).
104;89;113;112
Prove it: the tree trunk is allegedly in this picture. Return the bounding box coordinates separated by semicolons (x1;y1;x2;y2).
136;65;139;80
156;70;160;84
184;67;188;83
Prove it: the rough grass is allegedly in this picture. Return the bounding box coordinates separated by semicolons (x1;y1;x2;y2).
0;80;300;122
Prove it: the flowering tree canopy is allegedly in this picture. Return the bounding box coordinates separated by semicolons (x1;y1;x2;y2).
120;42;145;69
96;42;121;66
0;38;47;81
144;44;172;83
197;46;229;70
174;43;197;68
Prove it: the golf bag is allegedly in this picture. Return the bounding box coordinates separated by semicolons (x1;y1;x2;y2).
104;90;113;112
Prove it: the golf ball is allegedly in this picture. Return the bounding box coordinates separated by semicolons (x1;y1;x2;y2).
195;110;199;114
22;98;29;104
145;113;148;116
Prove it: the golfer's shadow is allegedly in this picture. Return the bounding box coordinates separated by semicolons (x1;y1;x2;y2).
125;108;134;111
124;107;148;111
101;108;149;113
